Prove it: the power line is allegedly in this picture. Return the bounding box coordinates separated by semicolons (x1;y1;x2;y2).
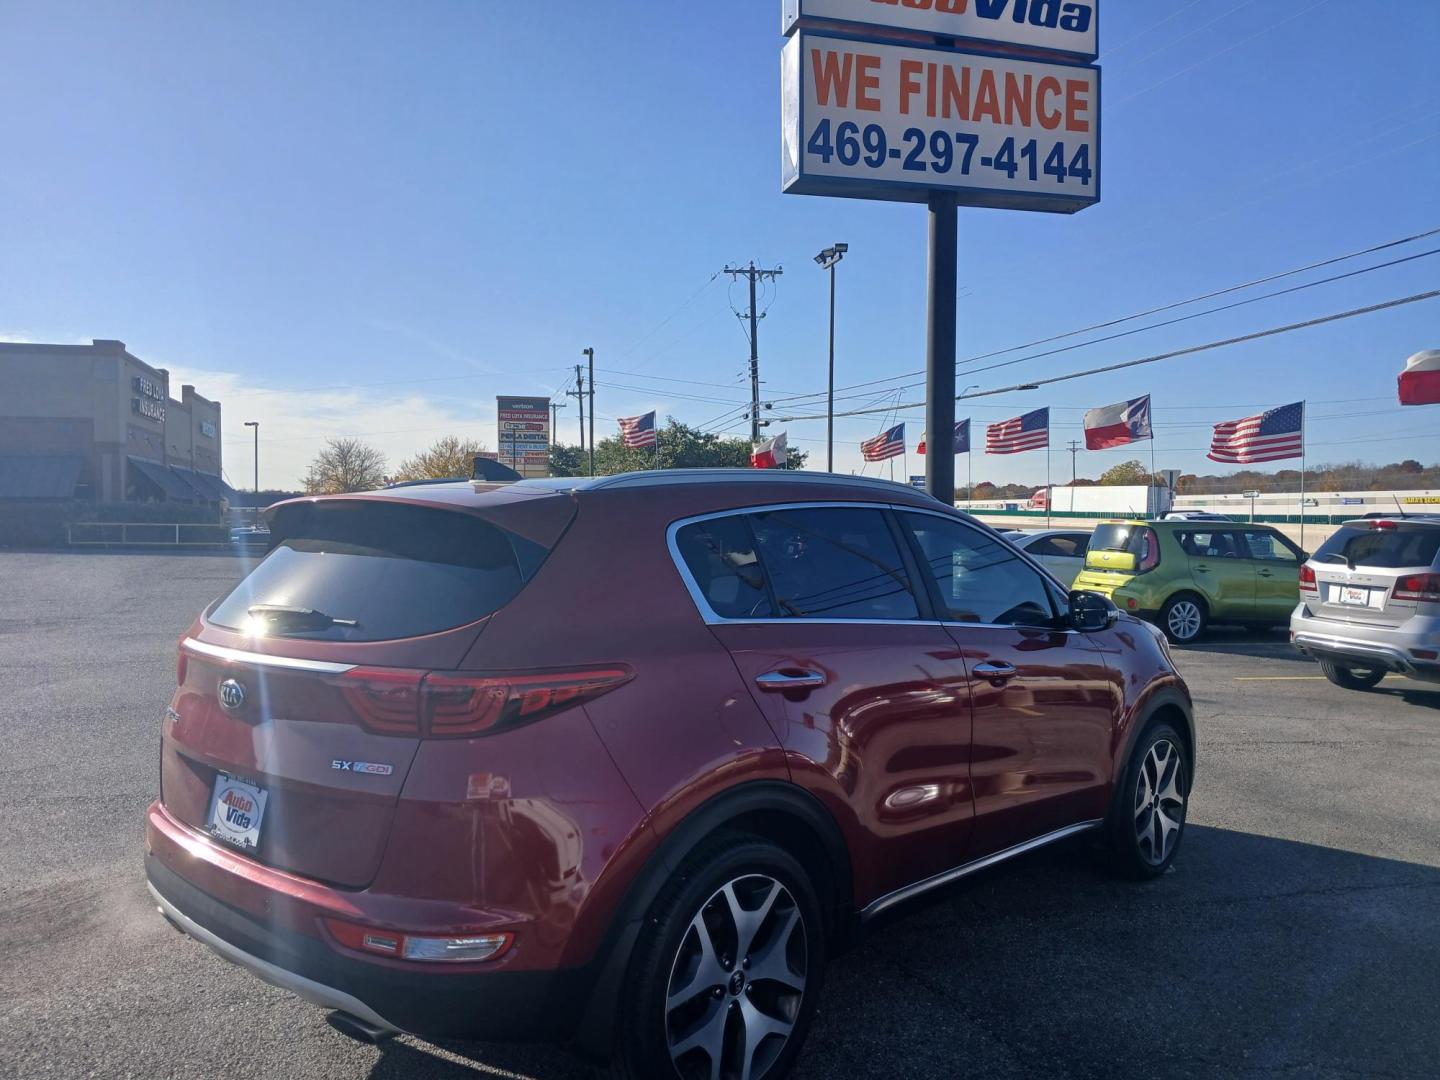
767;227;1440;409
723;262;783;443
771;289;1440;423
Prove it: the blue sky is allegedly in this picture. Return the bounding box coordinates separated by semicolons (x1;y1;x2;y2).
1;0;1436;489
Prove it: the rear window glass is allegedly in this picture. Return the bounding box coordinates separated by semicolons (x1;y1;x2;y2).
1314;526;1440;570
209;502;545;641
1091;524;1142;553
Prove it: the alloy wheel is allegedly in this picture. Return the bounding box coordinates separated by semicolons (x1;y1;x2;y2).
1166;601;1202;642
1133;739;1187;866
664;874;807;1080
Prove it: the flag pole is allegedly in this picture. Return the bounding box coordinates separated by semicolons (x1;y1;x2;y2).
1046;431;1052;529
1299;400;1307;550
1149;437;1157;520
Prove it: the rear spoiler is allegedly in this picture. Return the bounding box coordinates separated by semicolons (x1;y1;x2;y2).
472;457;523;483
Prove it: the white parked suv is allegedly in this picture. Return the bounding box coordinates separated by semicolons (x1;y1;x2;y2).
1291;516;1440;689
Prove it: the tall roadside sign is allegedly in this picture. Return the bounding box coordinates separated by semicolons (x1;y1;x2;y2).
496;396;552;479
781;0;1100;501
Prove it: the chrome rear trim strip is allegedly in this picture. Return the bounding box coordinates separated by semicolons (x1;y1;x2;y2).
860;819;1104;920
182;637;356;675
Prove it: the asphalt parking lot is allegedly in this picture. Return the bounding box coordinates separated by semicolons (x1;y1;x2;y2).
2;551;1437;1080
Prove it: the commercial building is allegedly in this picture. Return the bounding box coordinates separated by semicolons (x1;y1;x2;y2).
0;339;236;503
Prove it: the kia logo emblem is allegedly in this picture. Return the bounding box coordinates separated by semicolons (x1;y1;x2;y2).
218;678;246;711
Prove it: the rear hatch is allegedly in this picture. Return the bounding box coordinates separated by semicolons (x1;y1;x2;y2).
1076;522;1156;591
1306;519;1440;628
161;490;575;887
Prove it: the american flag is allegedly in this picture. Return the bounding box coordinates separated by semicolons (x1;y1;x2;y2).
861;424;905;462
617;411;658;449
986;408;1049;455
1208;402;1304;463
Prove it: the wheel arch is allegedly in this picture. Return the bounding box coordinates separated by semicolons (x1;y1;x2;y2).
1117;683;1196;781
571;780;853;1059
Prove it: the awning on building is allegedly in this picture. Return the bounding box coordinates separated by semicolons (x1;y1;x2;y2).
0;455;83;499
169;466;238;503
168;465;214;501
127;456;197;501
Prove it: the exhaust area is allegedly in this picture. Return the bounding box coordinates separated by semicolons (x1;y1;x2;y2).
327;1010;396;1045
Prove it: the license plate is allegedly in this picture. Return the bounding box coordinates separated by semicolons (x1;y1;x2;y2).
206;772;268;851
1338;585;1370;607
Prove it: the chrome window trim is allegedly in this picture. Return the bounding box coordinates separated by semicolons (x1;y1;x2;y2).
181;637;356;675
860;819;1104;920
666;501;1079;632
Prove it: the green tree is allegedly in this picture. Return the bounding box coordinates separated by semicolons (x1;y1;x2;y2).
1098;459;1156;486
304;437;387;494
553;419;808;476
393;435;490;481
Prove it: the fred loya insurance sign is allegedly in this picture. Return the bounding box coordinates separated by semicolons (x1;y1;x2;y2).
782;31;1098;211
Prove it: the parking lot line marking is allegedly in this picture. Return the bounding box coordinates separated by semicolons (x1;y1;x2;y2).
1233;676;1328;681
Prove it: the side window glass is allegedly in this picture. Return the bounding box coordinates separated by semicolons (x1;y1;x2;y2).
1243;530;1298;562
748;507;919;620
900;512;1059;628
674;515;774;619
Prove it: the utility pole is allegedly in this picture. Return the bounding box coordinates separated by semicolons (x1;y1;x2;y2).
583;347;595;476
549;399;566;434
567;365;586;473
1067;440;1082;485
243;421;259;526
724;262;783;444
814;244;848;472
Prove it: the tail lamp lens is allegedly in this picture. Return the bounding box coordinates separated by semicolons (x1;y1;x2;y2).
1137;528;1161;573
333;666;632;738
1393;573;1440;603
324;919;512;963
1298;564;1318;592
177;641;189;686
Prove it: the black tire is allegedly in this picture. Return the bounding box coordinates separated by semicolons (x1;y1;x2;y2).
614;833;827;1080
1318;658;1385;691
1107;721;1191;880
1159;593;1208;645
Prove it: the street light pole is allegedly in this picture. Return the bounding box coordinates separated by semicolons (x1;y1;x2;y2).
243;421;259;526
814;243;848;472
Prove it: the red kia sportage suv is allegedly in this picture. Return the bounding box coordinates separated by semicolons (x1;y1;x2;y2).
146;470;1194;1080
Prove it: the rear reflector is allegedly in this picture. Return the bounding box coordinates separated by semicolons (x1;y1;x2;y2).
325;919;512;963
1393;574;1440;603
1298;565;1318;593
1412;649;1439;661
329;665;633;738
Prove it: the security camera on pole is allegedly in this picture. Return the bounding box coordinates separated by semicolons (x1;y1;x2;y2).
781;0;1100;503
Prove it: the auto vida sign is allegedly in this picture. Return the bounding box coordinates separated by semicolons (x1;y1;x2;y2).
782;31;1099;210
783;0;1098;63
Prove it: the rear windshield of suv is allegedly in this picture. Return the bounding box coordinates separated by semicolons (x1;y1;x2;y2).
1313;526;1440;570
209;501;547;641
1091;524;1144;553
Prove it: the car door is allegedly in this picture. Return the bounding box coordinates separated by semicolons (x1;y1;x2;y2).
896;511;1121;858
1026;532;1090;587
671;505;977;904
1240;528;1303;621
1179;528;1255;618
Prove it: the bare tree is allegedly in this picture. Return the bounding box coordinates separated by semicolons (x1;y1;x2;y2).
304;437;387;494
394;435;489;482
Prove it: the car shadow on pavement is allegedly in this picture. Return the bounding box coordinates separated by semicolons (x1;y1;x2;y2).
1370;683;1440;710
365;825;1440;1080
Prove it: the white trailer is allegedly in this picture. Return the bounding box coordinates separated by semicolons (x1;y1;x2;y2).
1037;485;1171;517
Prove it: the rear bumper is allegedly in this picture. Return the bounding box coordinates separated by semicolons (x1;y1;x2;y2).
145;803;589;1042
1291;618;1440;683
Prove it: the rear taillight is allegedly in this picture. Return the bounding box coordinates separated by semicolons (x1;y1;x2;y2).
1370;520;1399;531
324;918;513;963
1393;573;1440;603
333;665;632;738
1137;528;1160;573
176;638;189;686
1298;564;1318;593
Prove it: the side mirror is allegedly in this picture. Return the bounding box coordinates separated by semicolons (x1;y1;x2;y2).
1070;590;1119;633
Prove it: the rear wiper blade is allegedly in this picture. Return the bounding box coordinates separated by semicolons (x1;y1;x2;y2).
247;604;359;631
1316;552;1354;569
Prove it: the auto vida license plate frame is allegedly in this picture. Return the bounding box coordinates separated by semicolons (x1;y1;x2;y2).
206;772;268;851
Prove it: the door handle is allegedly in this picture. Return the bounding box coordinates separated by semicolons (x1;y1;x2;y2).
1257;570;1274;578
1194;566;1211;574
972;661;1018;683
755;669;827;692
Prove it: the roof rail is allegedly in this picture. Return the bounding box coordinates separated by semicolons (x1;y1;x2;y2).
583;468;939;499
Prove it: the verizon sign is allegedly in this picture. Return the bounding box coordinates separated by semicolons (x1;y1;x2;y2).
782;32;1099;211
784;0;1098;62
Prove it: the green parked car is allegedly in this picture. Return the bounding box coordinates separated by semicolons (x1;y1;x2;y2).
1072;519;1304;644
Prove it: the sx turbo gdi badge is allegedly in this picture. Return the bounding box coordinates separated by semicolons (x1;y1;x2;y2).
331;760;395;776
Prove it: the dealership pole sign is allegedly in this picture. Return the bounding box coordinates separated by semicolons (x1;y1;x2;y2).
496;396;552;479
781;0;1099;500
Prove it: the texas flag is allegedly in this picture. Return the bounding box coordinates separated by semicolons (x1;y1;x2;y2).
1399;350;1440;406
1083;395;1153;450
751;431;788;469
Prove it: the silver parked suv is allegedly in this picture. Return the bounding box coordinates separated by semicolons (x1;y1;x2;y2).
1291;516;1440;689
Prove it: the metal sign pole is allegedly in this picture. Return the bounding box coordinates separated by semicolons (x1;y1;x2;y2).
925;192;958;506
